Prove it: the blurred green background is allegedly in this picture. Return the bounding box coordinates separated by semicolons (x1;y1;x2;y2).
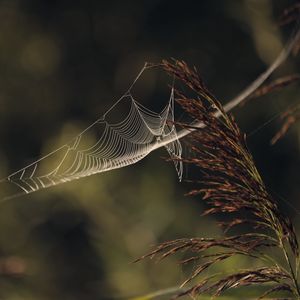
0;0;299;299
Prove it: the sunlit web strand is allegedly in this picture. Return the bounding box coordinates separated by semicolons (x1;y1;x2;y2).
0;63;182;201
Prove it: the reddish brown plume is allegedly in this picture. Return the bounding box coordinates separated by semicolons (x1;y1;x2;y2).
137;60;300;299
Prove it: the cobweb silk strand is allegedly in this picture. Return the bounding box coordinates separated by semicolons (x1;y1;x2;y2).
1;79;182;200
1;26;299;201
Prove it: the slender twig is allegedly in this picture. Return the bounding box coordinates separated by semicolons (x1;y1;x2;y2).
152;23;300;151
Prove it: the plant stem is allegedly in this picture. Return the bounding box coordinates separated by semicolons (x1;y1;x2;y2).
281;239;300;298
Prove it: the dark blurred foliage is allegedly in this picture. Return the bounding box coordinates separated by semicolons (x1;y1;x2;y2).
0;0;299;299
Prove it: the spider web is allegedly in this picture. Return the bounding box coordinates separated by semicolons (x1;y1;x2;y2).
0;64;182;201
1;22;299;202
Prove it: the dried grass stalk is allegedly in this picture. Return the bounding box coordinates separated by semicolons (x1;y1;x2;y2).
138;59;300;299
244;74;300;104
271;104;300;145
